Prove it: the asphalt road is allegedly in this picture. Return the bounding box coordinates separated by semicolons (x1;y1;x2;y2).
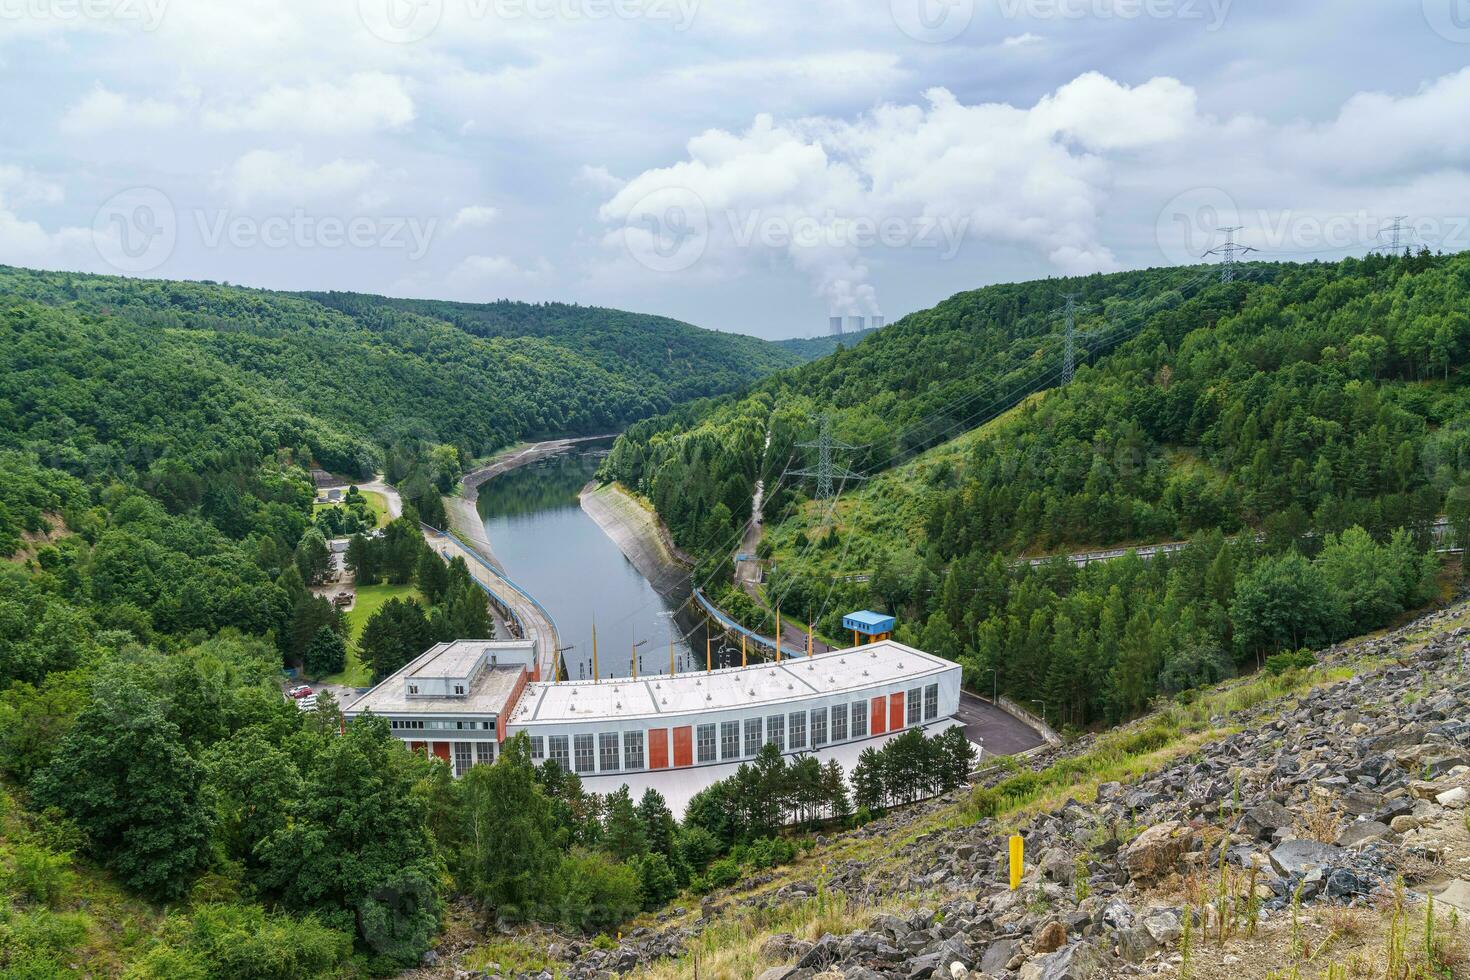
957;691;1046;757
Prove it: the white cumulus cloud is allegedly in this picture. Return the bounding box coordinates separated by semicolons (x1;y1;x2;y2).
60;87;185;134
204;73;415;134
598;74;1203;308
451;205;500;231
219;149;378;206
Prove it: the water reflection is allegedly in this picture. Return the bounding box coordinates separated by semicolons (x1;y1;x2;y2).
475;443;748;680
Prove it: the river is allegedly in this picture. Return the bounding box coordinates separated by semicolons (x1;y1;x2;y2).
474;441;742;681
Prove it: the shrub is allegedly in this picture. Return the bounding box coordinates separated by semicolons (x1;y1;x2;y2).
629;852;678;911
4;843;72;907
1264;649;1317;676
675;825;720;874
705;857;741;889
181;904;354;979
545;850;642;933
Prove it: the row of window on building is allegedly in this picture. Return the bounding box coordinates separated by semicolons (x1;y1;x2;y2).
390;719;494;731
524;684;940;776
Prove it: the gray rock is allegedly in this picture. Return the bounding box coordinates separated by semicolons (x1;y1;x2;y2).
1241;800;1294;839
1115;926;1157;962
1018;941;1103;980
1140;907;1183;946
980;938;1020;975
1270;839;1346;877
1335;820;1392;848
1435;879;1470;913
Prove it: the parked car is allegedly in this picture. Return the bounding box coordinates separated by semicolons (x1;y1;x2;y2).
296;695;318;711
287;685;313;699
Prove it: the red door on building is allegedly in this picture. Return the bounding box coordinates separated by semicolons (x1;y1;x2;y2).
889;692;905;731
870;696;886;735
431;741;451;761
648;728;669;769
672;726;693;767
409;741;427;754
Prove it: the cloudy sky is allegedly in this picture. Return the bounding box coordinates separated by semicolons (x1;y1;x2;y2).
2;0;1469;338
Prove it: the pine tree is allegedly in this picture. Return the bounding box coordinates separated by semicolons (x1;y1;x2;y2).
601;786;648;862
304;623;347;677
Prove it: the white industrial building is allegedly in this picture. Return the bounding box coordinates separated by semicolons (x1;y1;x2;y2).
345;635;962;781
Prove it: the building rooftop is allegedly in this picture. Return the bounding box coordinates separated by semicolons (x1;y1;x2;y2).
843;610;896;632
345;639;535;715
510;639;955;726
405;639;511;680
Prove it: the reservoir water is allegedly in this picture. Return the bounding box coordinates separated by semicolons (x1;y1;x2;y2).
474;442;736;681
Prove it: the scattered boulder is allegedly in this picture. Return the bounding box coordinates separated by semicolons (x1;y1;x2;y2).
1334;820;1392;848
1019;941;1103;980
1436;786;1468;808
1034;921;1067;954
1121;821;1193;883
1269;839;1346;877
1240;801;1293;840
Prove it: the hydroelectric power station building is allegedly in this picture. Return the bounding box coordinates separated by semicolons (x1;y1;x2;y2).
344;614;963;781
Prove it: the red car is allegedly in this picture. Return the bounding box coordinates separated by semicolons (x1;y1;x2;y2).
288;685;313;699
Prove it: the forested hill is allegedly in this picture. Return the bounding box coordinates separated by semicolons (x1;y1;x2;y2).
771;326;882;361
301;291;805;405
602;250;1470;727
0;265;797;482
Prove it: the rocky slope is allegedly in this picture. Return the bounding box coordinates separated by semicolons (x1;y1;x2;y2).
441;601;1470;980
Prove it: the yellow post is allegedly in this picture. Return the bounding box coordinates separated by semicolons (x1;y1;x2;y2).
741;633;747;667
592;622;599;681
632;640;637;680
775;608;782;662
669;631;675;676
706;635;712;672
808;619;814;657
1009;835;1024;890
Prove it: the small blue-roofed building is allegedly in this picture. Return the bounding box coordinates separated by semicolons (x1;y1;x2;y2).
843;610;895;645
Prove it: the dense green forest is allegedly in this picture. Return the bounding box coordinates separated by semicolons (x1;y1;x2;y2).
770;325;882;361
0;265;800;488
303;291;804;407
602;251;1470;727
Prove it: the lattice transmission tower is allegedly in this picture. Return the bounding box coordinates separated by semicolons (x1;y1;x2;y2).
1205;226;1258;283
790;413;866;499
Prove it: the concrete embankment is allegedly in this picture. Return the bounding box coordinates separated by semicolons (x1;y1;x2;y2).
460;435;616;494
578;482;692;597
444;494;503;571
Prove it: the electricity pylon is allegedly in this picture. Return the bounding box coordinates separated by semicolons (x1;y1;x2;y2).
790;413;865;499
1205;226;1258;283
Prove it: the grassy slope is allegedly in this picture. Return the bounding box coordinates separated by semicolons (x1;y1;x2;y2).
311;490;390;530
0;783;174;975
763;392;1046;580
319;583;423;687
